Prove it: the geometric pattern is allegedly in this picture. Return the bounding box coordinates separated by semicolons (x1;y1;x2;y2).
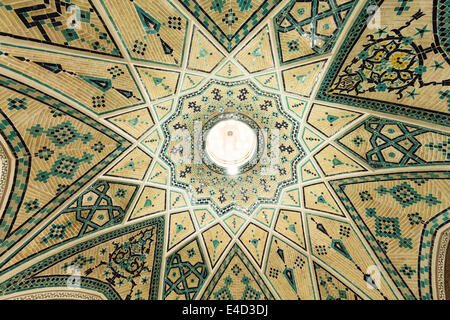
306;213;399;300
164;238;208;300
129;186;167;221
281;187;302;208
201;244;274;300
301;127;325;152
235;26;275;73
216;61;244;79
202;223;232;268
193;209;215;230
330;171;450;299
303;183;343;216
0;44;144;115
187;27;225;73
274;0;358;65
169;190;188;209
135;67;180;101
286;96;308;119
0;180;139;276
106;108;154;139
279;189;297;212
178;0;282;52
101;0;188;66
0;0;121;57
282;59;326;97
181;73;206;92
306;104;362;137
0;142;8;210
0;75;130;256
254;72;281;91
0;0;448;301
254;208;276;228
265;236;314;299
313;144;366;176
167;211;196;250
273;209;306;249
147;161;169;185
152;99;175;122
313;262;361;300
161;79;304;216
224;214;246;235
105;147;152;181
239;223;269;267
337;116;450;168
300;160;321;182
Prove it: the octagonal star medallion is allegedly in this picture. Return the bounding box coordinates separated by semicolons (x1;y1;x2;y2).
161;79;305;216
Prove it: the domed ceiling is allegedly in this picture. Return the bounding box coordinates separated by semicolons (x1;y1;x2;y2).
0;0;448;300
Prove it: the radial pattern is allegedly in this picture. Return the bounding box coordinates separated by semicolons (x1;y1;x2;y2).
0;0;448;301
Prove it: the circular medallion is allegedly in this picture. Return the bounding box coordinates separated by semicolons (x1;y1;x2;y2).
202;113;264;175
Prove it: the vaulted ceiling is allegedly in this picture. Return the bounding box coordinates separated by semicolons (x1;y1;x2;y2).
0;0;448;300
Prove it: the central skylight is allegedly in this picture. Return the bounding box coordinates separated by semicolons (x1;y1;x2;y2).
205;118;258;175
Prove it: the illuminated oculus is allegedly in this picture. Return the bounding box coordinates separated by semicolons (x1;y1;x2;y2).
206;119;257;169
202;113;263;175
